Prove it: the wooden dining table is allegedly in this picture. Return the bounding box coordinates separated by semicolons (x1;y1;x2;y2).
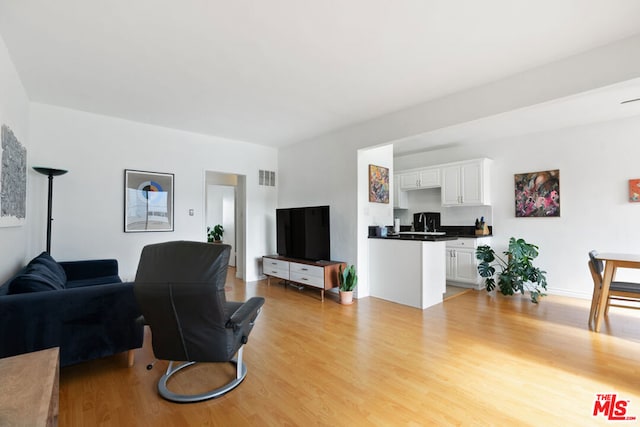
594;252;640;332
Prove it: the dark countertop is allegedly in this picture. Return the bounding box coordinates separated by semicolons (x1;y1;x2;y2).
369;225;493;240
438;225;493;238
369;234;459;242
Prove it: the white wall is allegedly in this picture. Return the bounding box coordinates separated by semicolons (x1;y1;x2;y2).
277;139;360;266
356;144;394;298
278;35;640;301
395;115;640;298
0;33;31;283
27;103;277;282
278;141;395;298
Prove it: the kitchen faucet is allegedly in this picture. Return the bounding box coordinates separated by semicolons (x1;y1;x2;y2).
418;212;426;231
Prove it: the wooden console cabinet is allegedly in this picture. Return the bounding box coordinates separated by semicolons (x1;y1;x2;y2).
263;255;346;301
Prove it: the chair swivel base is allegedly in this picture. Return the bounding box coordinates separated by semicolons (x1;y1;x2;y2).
158;349;247;403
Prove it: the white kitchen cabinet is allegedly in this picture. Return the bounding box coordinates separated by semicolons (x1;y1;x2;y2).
393;174;409;209
446;237;491;289
399;167;440;191
441;159;491;206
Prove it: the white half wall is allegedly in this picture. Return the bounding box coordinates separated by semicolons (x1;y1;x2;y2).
27;103;277;282
0;32;30;283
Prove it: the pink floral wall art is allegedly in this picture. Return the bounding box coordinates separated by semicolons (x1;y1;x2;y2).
514;169;560;217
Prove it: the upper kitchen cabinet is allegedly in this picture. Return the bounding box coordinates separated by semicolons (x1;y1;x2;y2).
441;159;491;206
399;167;440;191
393;174;409;209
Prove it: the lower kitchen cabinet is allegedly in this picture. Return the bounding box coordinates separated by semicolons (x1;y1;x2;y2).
446;237;491;289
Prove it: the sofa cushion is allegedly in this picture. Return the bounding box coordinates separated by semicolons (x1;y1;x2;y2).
9;252;67;294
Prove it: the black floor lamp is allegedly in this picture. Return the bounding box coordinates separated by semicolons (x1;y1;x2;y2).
33;167;68;254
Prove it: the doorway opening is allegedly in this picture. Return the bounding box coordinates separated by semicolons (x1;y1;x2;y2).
205;171;246;280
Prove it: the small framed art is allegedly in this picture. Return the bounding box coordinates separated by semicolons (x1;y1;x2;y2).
369;164;389;204
629;179;640;203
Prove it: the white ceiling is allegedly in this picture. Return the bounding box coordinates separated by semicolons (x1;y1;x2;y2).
393;77;640;155
1;1;640;150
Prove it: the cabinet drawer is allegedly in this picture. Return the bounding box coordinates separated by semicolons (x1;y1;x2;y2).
290;263;324;278
264;258;289;270
290;271;324;288
446;238;477;249
265;267;289;280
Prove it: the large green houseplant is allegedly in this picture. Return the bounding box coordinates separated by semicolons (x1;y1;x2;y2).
476;237;548;303
338;264;357;305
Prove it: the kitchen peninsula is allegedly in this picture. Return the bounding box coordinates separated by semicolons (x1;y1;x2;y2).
369;234;457;309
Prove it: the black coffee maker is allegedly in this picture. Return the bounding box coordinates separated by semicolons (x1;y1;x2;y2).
413;212;441;232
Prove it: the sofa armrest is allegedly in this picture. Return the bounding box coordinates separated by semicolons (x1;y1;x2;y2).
0;281;143;366
60;259;120;282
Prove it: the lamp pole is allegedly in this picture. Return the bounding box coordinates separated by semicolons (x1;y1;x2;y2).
33;167;68;254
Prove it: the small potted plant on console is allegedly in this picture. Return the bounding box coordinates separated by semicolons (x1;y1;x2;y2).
338;264;357;305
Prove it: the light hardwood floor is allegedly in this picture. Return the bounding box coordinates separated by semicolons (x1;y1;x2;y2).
59;271;640;426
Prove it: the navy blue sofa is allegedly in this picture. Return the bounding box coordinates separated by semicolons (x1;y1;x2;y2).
0;252;144;367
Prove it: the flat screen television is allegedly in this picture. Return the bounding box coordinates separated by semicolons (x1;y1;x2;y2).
276;205;330;261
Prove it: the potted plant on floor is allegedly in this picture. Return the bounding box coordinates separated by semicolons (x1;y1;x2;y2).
207;225;224;243
476;237;548;303
338;264;357;305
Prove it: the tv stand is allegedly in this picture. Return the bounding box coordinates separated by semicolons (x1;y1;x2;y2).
262;255;346;301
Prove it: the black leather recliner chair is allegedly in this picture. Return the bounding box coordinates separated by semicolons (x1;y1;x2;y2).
134;241;264;403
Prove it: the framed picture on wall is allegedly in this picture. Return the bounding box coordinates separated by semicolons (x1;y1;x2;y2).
0;125;27;227
124;169;174;232
629;179;640;202
514;169;560;217
369;164;389;204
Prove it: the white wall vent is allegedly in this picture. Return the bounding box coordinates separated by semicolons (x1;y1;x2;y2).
259;170;276;187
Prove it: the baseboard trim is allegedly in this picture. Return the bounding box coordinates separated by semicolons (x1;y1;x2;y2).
545;288;591;300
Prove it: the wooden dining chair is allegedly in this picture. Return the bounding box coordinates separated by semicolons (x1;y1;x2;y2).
588;250;640;325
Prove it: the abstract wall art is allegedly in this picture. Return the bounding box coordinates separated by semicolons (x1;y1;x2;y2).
369;164;389;204
0;125;27;227
514;169;560;217
629;179;640;203
124;169;174;232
